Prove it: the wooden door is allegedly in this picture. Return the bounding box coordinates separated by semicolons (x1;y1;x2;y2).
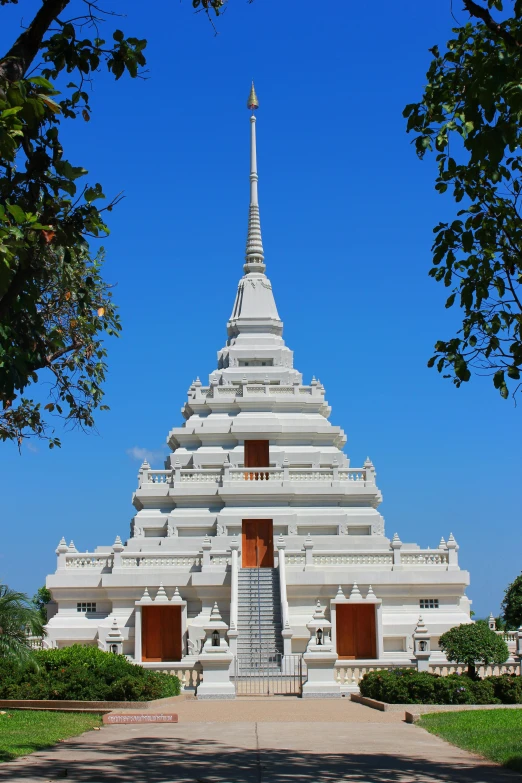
242;519;274;568
142;605;182;662
244;440;269;468
336;604;376;659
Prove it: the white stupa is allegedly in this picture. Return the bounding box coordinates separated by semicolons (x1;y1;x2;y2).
45;83;471;684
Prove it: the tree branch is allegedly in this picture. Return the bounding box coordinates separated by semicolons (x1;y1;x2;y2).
463;0;522;49
0;0;71;82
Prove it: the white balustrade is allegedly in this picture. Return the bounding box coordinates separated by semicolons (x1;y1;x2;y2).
429;662;519;677
313;553;393;566
285;554;306;565
145;470;171;484
209;555;231;566
139;465;372;487
65;554;113;569
151;666;203;691
227;467;284;482
401;552;449;566
120;555;202;568
179;469;221;483
335;662;414;688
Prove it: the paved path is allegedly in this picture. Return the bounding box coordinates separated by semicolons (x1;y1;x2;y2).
0;697;520;782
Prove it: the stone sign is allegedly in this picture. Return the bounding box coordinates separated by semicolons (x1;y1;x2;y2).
103;713;178;725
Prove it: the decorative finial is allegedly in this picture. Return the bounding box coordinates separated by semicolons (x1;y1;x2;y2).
349;581;362;600
244;82;265;274
247;81;259;111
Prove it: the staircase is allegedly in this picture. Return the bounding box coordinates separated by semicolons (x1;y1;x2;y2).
237;568;283;665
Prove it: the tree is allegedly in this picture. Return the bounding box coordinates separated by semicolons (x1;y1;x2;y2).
439;622;509;678
33;585;52;624
501;573;522;629
0;0;226;449
0;584;45;663
404;1;522;399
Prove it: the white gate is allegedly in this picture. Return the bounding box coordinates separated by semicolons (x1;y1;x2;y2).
233;652;305;696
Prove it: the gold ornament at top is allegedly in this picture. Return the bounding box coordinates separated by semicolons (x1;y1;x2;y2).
247;82;259;111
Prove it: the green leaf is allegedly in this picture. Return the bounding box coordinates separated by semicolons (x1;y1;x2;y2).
28;76;56;91
6;204;26;223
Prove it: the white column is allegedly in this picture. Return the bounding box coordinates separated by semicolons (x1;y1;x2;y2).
230;537;239;628
277;537;289;626
134;605;142;663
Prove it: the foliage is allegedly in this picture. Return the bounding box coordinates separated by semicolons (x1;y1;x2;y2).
0;583;44;663
439;623;509;677
501;573;522;629
419;709;522;773
0;709;102;763
0;644;180;701
32;586;52;624
0;0;146;447
404;0;522;399
359;669;520;705
490;674;522;704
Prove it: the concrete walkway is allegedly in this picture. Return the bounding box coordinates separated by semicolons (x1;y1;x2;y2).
0;697;520;782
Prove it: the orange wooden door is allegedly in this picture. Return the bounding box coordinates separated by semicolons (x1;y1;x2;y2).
244;440;269;468
242;519;274;568
142;605;182;662
336;604;376;659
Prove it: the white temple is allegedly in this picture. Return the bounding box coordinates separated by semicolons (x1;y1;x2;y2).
45;85;472;691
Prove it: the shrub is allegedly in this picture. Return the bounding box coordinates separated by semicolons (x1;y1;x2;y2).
360;669;422;704
490;675;522;704
0;645;181;701
360;669;508;705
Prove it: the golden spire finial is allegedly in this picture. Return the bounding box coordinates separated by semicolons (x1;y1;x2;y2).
247;81;259;111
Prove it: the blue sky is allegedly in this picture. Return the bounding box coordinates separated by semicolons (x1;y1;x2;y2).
1;0;520;617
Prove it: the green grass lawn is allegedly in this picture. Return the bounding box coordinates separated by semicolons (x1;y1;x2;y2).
418;709;522;773
0;710;102;762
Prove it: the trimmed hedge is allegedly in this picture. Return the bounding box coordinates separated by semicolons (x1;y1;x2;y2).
0;645;181;701
359;668;522;705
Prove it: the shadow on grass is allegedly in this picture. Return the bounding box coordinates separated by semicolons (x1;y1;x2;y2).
0;734;520;782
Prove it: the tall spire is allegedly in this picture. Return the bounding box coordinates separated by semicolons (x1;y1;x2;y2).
244;81;265;275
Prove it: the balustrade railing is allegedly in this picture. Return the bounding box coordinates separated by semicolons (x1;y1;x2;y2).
120;555;202;568
139;465;373;488
429;662;519;677
335;662;414;688
65;554;113;569
401;552;449;566
313;553;393;566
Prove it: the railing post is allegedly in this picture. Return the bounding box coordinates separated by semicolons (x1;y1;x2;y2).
55;537;69;570
446;533;459;569
223;454;231;484
332;459;339;482
363;456;375;486
138;458;150;488
174;460;181;483
391;533;402;569
304;535;314;570
283;458;290;482
112;535;124;568
202;536;212;570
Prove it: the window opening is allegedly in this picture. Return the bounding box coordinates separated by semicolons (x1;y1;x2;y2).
77;602;97;613
419;599;439;609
